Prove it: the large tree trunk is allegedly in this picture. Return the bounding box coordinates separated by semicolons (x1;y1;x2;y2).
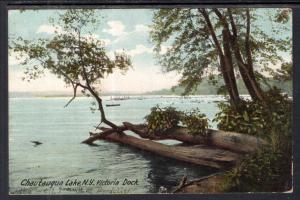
83;122;267;154
227;8;265;101
219;54;241;107
221;27;241;106
199;8;241;107
90;131;242;169
122;122;267;153
237;63;264;101
212;8;264;102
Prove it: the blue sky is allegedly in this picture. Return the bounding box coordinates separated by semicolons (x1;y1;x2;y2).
8;9;292;94
9;9;180;93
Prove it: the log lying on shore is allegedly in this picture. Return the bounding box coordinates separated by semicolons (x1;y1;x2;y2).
87;131;242;169
122;122;267;153
82;122;266;153
81;122;267;168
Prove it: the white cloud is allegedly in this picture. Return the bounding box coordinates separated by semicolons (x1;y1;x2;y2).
36;24;63;35
103;20;127;37
9;70;71;92
9;64;180;94
101;67;180;93
128;44;153;57
103;22;151;44
108;45;153;59
134;24;150;33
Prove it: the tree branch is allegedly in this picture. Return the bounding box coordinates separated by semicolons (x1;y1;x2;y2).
64;83;79;108
213;8;224;23
227;9;248;68
77;82;89;89
228;9;238;38
36;57;75;86
82;125;127;144
198;8;224;57
36;58;89;107
77;30;119;130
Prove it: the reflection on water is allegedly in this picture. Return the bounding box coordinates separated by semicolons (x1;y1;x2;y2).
110;142;217;193
9;95;222;194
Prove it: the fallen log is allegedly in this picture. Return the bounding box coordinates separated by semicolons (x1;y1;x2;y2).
172;172;225;193
90;131;242;169
81;122;265;168
122;122;267;153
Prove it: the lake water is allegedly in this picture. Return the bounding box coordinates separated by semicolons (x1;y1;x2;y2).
9;95;225;194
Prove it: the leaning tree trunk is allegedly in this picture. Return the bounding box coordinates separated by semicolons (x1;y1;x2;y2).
222;27;241;106
227;8;265;102
122;122;267;153
199;8;241;108
219;56;240;107
229;37;264;101
87;131;242;169
83;122;267;153
237;62;264;101
82;122;268;168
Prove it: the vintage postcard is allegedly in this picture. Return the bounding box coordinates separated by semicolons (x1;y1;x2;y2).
8;7;293;195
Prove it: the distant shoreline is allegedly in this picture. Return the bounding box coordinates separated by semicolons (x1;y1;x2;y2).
8;92;252;98
8;94;252;99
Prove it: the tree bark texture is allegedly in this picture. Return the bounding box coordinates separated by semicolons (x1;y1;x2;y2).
81;121;268;169
90;131;242;169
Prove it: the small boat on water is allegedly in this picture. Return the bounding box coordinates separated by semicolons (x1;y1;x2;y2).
110;96;130;101
106;104;121;107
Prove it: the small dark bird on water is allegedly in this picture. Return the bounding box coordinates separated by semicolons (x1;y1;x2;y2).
31;141;42;146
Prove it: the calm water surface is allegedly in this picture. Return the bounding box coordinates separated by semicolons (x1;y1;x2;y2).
9;95;224;194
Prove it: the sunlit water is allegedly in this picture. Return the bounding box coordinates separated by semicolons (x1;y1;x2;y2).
9;95;226;194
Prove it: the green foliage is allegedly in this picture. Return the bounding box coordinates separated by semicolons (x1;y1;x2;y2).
213;101;266;137
11;9;132;94
144;106;183;134
217;88;292;192
213;87;292;140
150;8;218;95
145;76;292;96
275;8;291;23
145;106;209;136
150;8;292;95
181;109;209;136
221;146;292;192
272;62;293;82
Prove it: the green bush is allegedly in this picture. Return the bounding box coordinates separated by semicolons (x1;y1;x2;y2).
221;146;292;192
145;106;209;135
217;87;292;192
213;101;266;136
213;87;292;141
181;108;209;136
144;105;183;134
